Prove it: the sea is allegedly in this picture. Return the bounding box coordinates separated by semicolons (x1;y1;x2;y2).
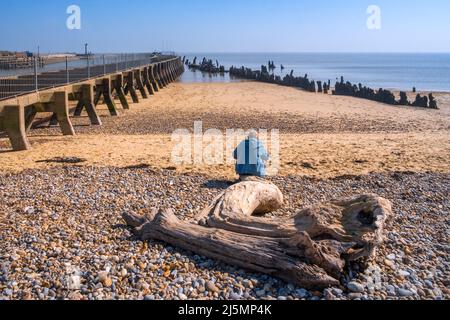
179;53;450;92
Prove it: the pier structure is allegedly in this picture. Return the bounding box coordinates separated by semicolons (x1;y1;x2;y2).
0;54;184;151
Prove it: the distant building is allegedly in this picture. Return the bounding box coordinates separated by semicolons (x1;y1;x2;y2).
0;51;34;58
14;52;28;59
0;51;12;57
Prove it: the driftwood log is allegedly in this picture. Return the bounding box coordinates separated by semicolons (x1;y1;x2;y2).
123;181;392;289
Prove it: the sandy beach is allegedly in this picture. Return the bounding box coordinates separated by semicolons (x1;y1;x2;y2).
0;81;449;300
1;82;449;177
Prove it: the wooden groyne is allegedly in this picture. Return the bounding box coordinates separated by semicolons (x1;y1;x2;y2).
0;55;184;151
183;56;226;74
229;65;439;109
332;77;439;109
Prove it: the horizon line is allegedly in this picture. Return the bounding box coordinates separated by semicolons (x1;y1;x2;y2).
179;51;450;54
3;49;450;55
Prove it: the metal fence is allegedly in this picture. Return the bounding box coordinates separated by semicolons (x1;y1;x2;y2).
0;53;170;100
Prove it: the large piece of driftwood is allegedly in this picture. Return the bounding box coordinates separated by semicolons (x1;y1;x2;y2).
123;181;392;289
195;181;391;261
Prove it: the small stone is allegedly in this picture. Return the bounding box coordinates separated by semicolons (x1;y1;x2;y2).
97;271;113;288
67;275;81;290
179;293;188;300
277;296;288;301
424;280;433;288
230;292;242;300
242;280;253;289
324;289;336;300
397;288;414;297
348;293;362;299
67;291;83;300
22;291;32;300
138;262;147;270
424;289;435;297
206;281;220;293
295;289;308;298
433;288;443;298
417;289;426;297
386;285;396;296
387;254;396;261
256;289;266;297
311;291;322;297
384;259;395;269
97;271;108;282
251;279;259;287
398;270;411;277
331;288;343;296
347;281;365;293
103;277;113;287
23;206;35;214
174;276;184;284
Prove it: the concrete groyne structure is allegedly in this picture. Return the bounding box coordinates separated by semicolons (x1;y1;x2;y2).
0;55;184;151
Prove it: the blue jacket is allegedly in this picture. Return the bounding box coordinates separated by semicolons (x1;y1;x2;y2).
233;138;269;177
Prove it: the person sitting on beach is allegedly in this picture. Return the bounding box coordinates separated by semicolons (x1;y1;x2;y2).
233;130;269;180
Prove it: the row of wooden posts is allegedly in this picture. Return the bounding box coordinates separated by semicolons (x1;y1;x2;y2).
0;56;184;151
229;65;439;109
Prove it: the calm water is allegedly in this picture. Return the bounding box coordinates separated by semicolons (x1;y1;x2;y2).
180;53;450;92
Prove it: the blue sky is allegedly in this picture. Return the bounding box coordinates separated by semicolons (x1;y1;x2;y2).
1;0;449;53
